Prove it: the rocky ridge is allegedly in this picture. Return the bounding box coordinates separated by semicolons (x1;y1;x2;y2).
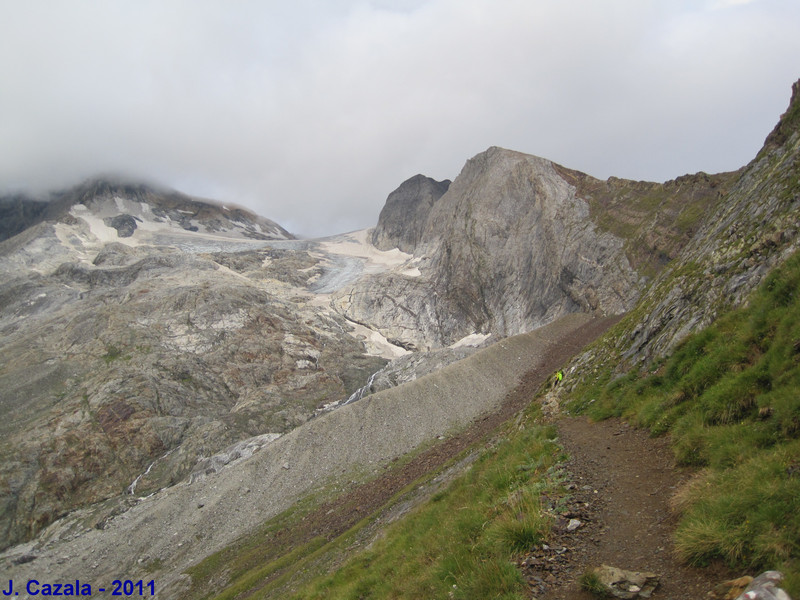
0;177;292;244
557;78;800;390
333;147;726;351
0;184;402;551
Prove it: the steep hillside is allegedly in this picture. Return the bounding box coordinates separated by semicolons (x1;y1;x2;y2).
563;78;800;379
334;147;731;351
570;249;800;595
0;184;394;551
0;194;50;242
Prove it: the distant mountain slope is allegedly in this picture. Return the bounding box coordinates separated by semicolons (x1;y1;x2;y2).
0;177;293;244
0;180;395;552
334;147;733;351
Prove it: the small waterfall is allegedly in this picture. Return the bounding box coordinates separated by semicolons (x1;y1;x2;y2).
127;448;176;496
343;370;379;406
313;369;381;417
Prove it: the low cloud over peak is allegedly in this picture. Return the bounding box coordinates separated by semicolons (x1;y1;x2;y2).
1;0;798;237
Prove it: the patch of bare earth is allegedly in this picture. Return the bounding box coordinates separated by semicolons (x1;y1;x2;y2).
522;416;733;599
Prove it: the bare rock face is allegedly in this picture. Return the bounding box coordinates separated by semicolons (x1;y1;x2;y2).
421;148;643;336
0;183;387;551
336;148;645;348
371;174;450;253
331;272;456;352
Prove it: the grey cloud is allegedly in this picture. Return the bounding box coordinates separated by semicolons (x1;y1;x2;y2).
1;0;798;237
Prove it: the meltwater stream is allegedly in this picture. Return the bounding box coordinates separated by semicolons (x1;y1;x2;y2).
127;448;176;496
313;369;381;417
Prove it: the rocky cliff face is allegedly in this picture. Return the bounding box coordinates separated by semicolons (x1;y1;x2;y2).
560;79;800;385
335;147;726;350
420;149;643;336
0;182;391;551
371;174;450;253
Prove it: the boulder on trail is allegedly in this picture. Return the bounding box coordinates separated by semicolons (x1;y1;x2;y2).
590;564;660;599
734;571;793;600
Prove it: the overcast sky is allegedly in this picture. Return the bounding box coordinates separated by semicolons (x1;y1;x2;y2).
1;0;799;237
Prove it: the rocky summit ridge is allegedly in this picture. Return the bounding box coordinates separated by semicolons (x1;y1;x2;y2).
0;80;798;599
333;146;735;351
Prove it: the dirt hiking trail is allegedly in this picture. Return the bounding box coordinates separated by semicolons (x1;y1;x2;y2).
526;416;733;599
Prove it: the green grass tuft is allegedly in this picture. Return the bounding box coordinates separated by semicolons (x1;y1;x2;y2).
579;569;610;597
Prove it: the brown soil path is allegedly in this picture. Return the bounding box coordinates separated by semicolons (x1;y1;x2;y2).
525;416;733;599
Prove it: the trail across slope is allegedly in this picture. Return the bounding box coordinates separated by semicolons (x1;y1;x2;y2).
524;416;733;599
213;315;623;598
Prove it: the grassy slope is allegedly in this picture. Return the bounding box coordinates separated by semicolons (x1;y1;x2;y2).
570;249;800;595
291;414;562;600
196;405;566;600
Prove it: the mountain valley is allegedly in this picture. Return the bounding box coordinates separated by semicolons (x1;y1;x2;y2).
0;79;798;599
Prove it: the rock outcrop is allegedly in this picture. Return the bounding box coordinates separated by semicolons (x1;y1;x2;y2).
336;147;727;349
371;174;450;253
589;565;661;599
622;81;800;365
0;185;388;551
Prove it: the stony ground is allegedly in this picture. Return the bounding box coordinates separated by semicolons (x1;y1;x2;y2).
524;416;734;599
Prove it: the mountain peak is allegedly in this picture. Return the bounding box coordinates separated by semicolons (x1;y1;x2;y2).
761;78;800;154
371;174;450;252
1;177;294;244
